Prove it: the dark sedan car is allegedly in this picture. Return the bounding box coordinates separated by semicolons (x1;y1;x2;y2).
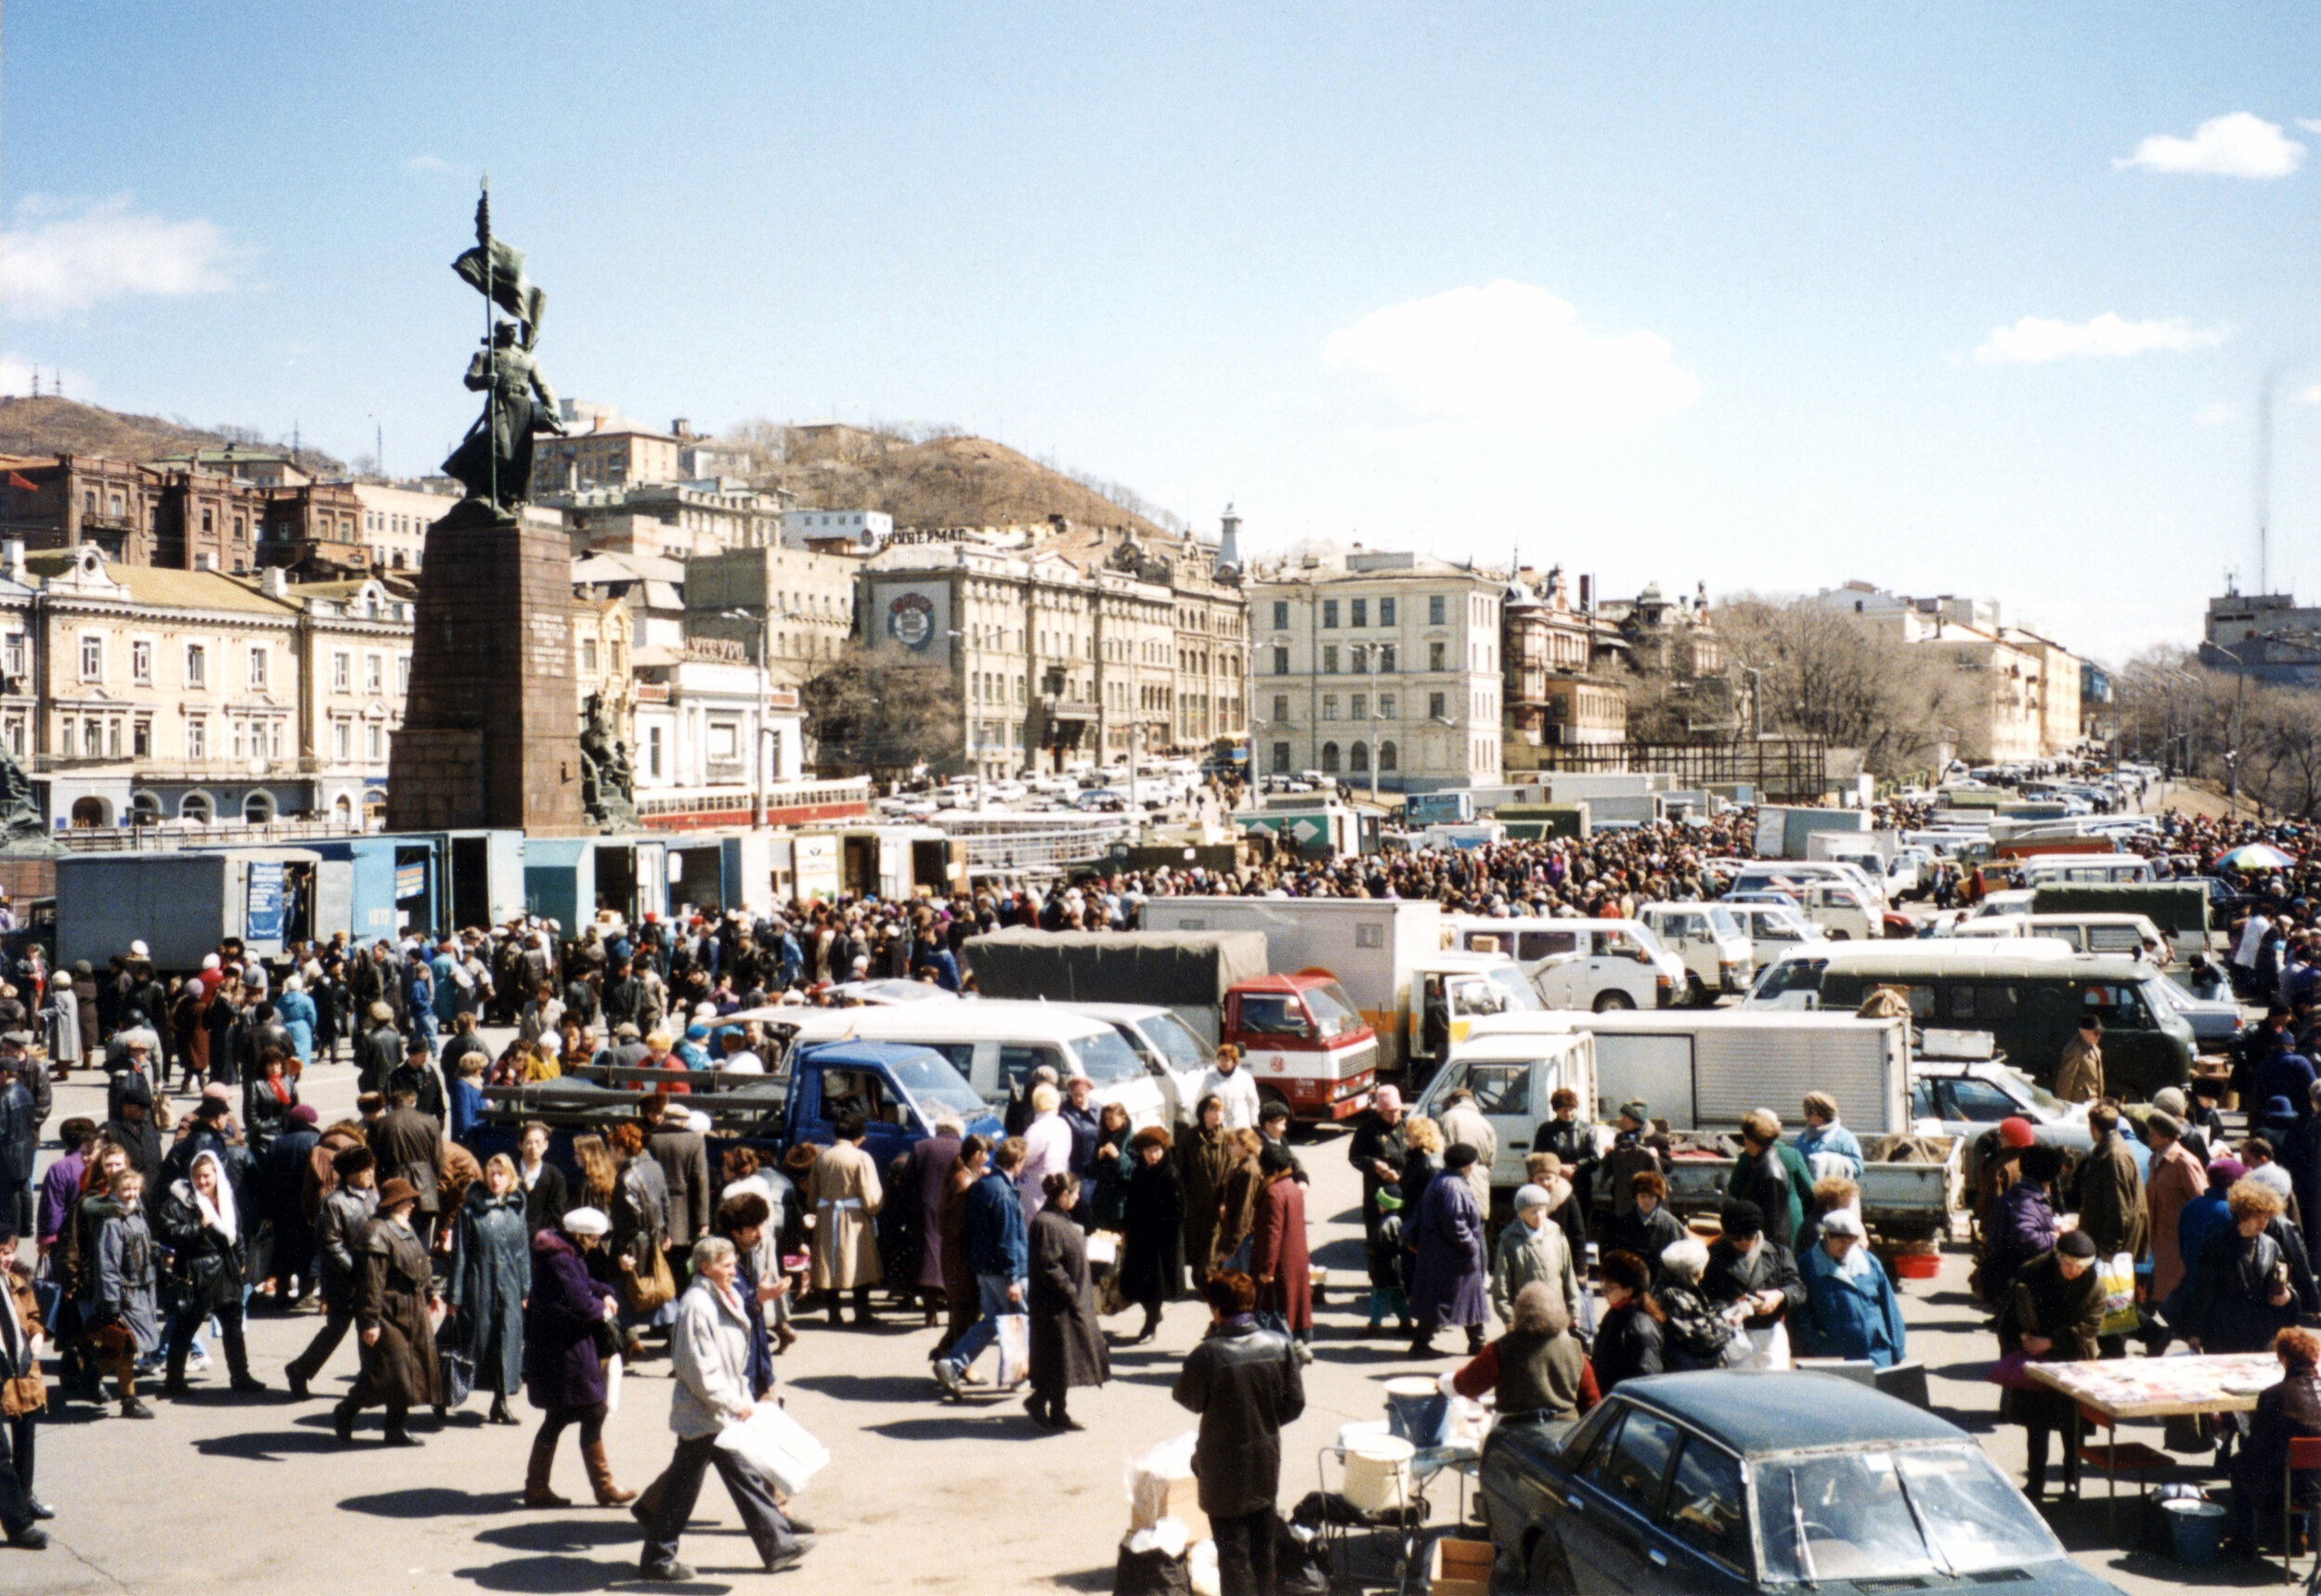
1479;1370;2124;1594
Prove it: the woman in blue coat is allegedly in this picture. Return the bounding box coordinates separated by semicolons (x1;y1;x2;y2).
275;975;318;1069
447;1154;532;1425
1796;1211;1907;1368
1409;1143;1490;1358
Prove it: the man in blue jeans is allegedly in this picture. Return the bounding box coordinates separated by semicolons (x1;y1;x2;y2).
934;1136;1028;1395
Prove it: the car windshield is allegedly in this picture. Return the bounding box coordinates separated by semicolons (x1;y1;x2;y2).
1705;905;1744;941
883;1051;989;1121
1136;1012;1211;1072
1482;967;1542;1012
1754;1445;2062;1585
1305;980;1361;1039
1070;1027;1148;1085
1751;957;1827;1000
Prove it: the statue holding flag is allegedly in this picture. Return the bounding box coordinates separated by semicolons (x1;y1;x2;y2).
441;182;564;510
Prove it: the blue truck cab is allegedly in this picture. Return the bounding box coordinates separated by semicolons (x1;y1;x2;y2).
782;1040;1003;1165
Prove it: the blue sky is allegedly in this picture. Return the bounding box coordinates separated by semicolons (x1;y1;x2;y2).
6;4;2320;662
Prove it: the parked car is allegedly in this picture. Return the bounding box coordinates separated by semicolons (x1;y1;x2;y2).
1480;1370;2121;1594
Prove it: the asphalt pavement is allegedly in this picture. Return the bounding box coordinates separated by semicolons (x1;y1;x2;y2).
0;1032;2282;1595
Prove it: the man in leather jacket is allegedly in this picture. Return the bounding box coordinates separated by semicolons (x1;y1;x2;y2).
1173;1269;1305;1596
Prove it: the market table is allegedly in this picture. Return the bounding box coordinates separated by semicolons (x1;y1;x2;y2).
2023;1353;2277;1528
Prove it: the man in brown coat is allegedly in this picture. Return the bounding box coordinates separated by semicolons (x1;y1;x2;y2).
2055;1016;2105;1105
333;1178;441;1446
367;1090;444;1249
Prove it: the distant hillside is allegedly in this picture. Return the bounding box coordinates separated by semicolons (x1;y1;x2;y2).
0;396;344;474
731;422;1176;537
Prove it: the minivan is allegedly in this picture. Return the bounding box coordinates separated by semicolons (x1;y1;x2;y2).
1443;914;1684;1011
759;1000;1175;1129
2019;854;2155;888
1747;941;2195;1101
1634;902;1756;1003
1057;1001;1213;1124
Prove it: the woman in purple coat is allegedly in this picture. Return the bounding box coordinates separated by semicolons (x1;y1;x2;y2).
521;1206;634;1509
1409;1144;1490;1357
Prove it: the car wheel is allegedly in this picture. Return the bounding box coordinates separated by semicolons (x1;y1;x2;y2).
1591;990;1635;1012
1521;1530;1578;1595
1685;972;1709;1007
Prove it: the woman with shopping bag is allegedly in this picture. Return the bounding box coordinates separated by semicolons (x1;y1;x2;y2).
520;1207;632;1508
1027;1172;1108;1432
639;1236;809;1583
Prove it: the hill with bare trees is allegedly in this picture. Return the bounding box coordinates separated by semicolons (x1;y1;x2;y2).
0;396;344;473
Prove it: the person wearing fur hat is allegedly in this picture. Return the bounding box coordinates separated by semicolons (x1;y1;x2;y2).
1491;1180;1581;1334
334;1176;442;1446
287;1145;377;1400
522;1206;629;1508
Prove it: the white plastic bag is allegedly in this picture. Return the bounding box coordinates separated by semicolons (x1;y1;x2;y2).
714;1402;831;1496
603;1352;624;1415
996;1312;1031;1387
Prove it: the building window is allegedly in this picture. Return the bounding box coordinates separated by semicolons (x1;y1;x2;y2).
581;637;599;671
1380;644;1396;673
188;718;207;759
132;719;149;758
2;719;19;759
1351;741;1369;772
1271;602;1289;629
78;635;101;681
1350;598;1367;628
233;515;245;539
1429;692;1446;720
232;720;245;760
365;654;383;694
1322;695;1339;721
270;720;283;759
1272;646;1289;675
1351;645;1368;675
1351;694;1367;720
187;644;207;687
1379;694;1395;719
331;651;349;691
647;725;664;779
0;634;19;679
201;509;213;534
1380;740;1398;771
707;721;739;760
128;640;151;683
1271;741;1290;773
396;656;409;692
367;723;382;760
1321;599;1339;629
1322;645;1339;675
248;644;267;689
82;719;99;758
1321;741;1341;773
1430;642;1446;672
1271;694;1290;724
1429;594;1446;626
333;720;349;760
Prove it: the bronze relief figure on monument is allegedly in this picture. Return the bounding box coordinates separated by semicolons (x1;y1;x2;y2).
386;183;603;837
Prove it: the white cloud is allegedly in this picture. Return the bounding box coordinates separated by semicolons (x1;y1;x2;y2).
2;194;239;320
1972;312;2229;365
403;155;449;172
2195;401;2242;427
1322;279;1699;435
2297;383;2321;406
2115;112;2304;178
0;355;92;400
2301;119;2321;135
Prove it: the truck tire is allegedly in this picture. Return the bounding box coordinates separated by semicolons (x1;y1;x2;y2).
1591;990;1635;1012
1685;972;1710;1007
1522;1530;1578;1595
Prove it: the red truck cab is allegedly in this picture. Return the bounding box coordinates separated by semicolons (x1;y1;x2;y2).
1222;969;1378;1123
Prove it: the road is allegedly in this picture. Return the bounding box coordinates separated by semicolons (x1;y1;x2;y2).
0;1045;2268;1596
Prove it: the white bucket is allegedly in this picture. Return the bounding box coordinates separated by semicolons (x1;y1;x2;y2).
1342;1434;1417;1514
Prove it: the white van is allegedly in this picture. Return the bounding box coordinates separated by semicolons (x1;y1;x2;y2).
1634;902;1756;1003
1057;1001;1212;1124
762;1000;1173;1129
1444;914;1682;1012
2019;855;2157;888
1952;912;2168;959
1723;902;1832;971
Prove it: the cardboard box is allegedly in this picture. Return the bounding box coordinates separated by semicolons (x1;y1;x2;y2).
1127;1470;1211;1544
1427;1536;1493;1596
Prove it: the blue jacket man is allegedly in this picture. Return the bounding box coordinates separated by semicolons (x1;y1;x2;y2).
937;1143;1029;1393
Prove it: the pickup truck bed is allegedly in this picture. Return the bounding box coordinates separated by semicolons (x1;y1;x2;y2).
1643;1135;1965;1243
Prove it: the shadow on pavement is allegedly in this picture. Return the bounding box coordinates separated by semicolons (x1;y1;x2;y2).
477;1518;649;1554
194;1428;350;1460
1050;1568;1114;1591
342;1486;524;1517
786;1373;934;1404
453;1555;705;1592
864;1414;1051;1442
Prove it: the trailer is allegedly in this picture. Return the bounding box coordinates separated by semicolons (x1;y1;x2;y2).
961;928;1268;1048
57;848;336;970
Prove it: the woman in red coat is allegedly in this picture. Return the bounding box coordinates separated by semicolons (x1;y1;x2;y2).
1250;1143;1312;1353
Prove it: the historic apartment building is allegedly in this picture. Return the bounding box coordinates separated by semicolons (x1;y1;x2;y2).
1248;549;1505;791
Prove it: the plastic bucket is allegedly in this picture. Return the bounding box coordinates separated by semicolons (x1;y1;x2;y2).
1342;1435;1416;1515
1383;1376;1451;1446
2165;1499;2226;1566
1892;1252;1941;1281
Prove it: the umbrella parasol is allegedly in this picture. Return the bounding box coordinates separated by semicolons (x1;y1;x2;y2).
2217;842;2296;872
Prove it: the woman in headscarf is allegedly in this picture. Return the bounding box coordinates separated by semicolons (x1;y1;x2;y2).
1119;1125;1184;1345
1026;1171;1107;1432
447;1152;532;1426
2002;1228;2104;1501
1409;1143;1490;1358
522;1206;629;1506
276;974;317;1070
1174;1096;1233;1291
1591;1249;1665;1394
158;1149;261;1395
1086;1101;1135;1235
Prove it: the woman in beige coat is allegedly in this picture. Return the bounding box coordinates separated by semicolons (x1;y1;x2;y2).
807;1111;884;1327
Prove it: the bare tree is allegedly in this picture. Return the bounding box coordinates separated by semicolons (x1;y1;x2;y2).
799;642;962;780
1708;594;1970;777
